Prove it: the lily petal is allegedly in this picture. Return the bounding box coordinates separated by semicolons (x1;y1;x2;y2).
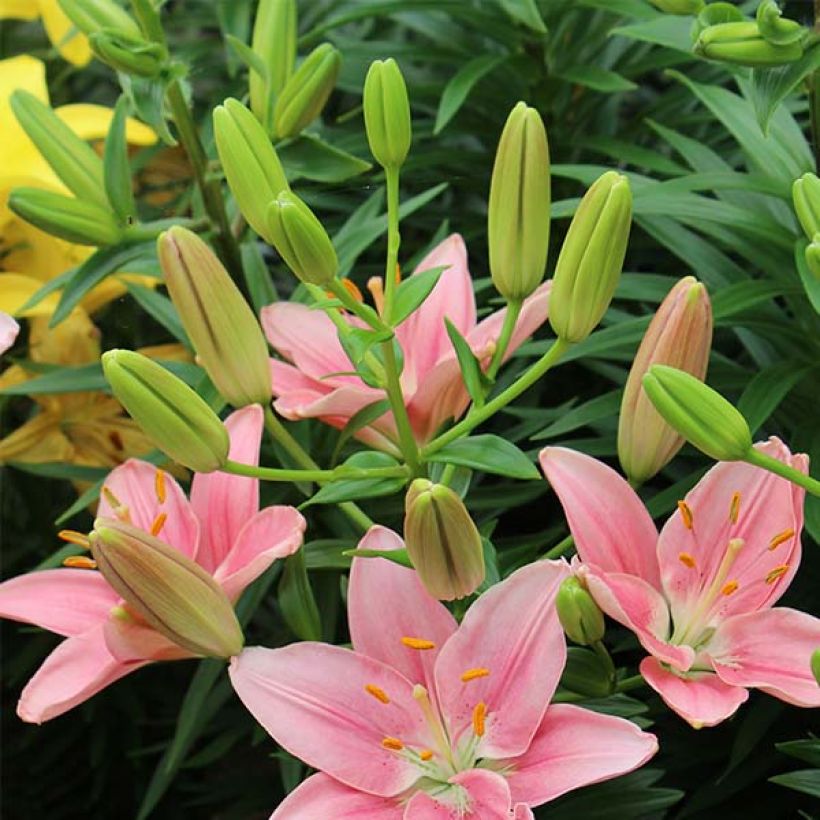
103;611;192;663
539;448;660;587
0;311;19;353
434;560;569;759
37;0;91;66
404;769;513;819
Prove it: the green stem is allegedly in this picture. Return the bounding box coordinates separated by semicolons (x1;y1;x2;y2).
745;448;820;497
422;337;571;458
381;340;421;475
542;533;575;560
223;458;406;483
615;674;645;694
485;299;522;382
383;166;401;322
326;280;389;333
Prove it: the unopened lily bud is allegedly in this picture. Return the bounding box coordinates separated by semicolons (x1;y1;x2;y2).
266;191;338;285
549;171;632;343
273;43;341;139
756;0;804;46
792;173;820;239
488;102;550;301
214;98;289;242
403;479;485;601
811;649;820;686
8;188;122;246
694;22;803;67
89;29;165;77
619;277;712;484
57;0;141;37
560;647;614;698
102;349;230;472
806;235;820;280
556;577;605;646
11;90;108;209
90;519;243;658
648;0;703;13
642;365;752;462
158;227;272;407
363;58;412;170
250;0;297;131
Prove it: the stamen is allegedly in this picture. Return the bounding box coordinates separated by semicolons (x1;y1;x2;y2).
58;529;90;549
63;556;97;569
108;430;124;452
472;701;487;737
720;580;738;596
102;487;131;522
677;501;694;530
367;276;385;315
678;552;697;569
461;667;490;682
768;529;794;551
765;565;789;585
154;469;166;504
729;492;741;524
419;749;433;761
394;263;402;284
401;636;436;650
364;684;390;704
413;684;454;767
102;487;122;508
150;513;167;536
381;737;404;751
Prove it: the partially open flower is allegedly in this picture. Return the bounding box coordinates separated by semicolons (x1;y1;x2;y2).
555;576;605;646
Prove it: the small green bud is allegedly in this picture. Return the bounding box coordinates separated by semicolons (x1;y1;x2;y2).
805;235;820;280
811;648;820;686
102;349;230;472
648;0;703;13
792;173;820;240
213;98;289;242
158;227;272;407
642;365;752;462
559;647;614;698
403;479;485;601
549;171;632;343
363;58;412;170
11;90;108;209
488;101;550;301
8;188;122;246
90;519;244;658
57;0;142;38
88;28;165;77
273;43;341;139
694;22;803;67
555;577;606;646
266;191;338;286
756;0;804;46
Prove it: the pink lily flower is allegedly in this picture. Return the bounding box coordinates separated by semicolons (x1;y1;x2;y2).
0;311;19;354
261;234;551;454
540;438;820;728
0;405;306;723
230;527;658;818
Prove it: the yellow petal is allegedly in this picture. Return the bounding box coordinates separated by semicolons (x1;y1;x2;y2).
0;272;60;316
38;0;92;66
0;55;48;146
27;310;100;365
0;410;75;464
55;104;156;145
0;0;39;20
137;342;193;363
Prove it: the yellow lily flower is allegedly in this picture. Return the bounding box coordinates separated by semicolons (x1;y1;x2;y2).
0;0;91;66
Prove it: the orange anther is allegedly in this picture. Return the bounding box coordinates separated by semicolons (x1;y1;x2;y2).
58;529;90;548
720;580;739;596
342;278;363;302
461;668;491;682
678;552;696;569
419;749;434;761
395;263;402;284
150;513;167;536
729;492;741;524
154;469;167;504
63;556;97;569
381;737;404;751
472;701;487;737
401;637;436;651
677;501;693;530
765;565;789;585
364;684;390;704
768;529;794;551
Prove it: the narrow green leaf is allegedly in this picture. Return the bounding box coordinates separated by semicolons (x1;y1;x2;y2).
278;549;322;641
7;461;110;481
769;770;820;798
497;0;546;33
530;391;622;440
392;266;445;326
279;134;372;183
103;96;137;222
302;452;407;505
342;547;414;568
427;435;539;479
556;65;637;92
445;317;487;405
612;16;693;52
434;54;506;134
777;740;820;767
124;281;191;346
737;362;812;433
331;399;391;465
224;33;269;80
241;242;278;313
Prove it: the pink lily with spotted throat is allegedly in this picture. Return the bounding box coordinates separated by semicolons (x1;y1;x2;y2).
540;438;820;728
229;527;658;818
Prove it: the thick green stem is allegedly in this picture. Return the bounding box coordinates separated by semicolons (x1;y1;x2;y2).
745;448;820;497
542;533;575;560
223;458;406;483
485;298;522;382
383;167;401;322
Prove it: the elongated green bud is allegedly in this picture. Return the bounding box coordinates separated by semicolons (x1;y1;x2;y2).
11;90;108;208
102;349;230;472
756;0;804;46
488;102;550;301
89;29;165;77
549;171;632;343
811;648;820;686
250;0;297;132
57;0;141;37
8;188;122;246
273;43;341;139
642;365;752;462
648;0;703;13
90;519;244;658
560;647;614;698
792;173;820;240
266;191;338;285
694;22;803;66
805;235;820;280
403;479;485;601
363;58;412;170
555;576;605;646
158;227;272;407
213;97;289;242
619;277;712;484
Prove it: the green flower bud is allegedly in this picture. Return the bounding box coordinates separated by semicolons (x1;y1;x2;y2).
559;647;614;698
57;0;142;37
88;28;165;77
555;577;606;646
273;43;341;139
403;479;485;601
213;97;289;242
363;58;412;170
90;519;244;658
811;648;820;686
158;227;272;407
102;349;230;472
488;101;550;301
250;0;297;132
805;235;820;280
642;365;752;462
549;171;632;343
648;0;703;13
756;0;804;46
792;173;820;240
694;22;803;67
11;90;108;209
266;191;338;286
8;188;122;246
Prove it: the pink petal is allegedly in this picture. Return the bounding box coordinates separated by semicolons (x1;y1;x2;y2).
539;448;661;587
0;569;118;637
658;437;806;623
16;625;147;724
513;806;535;820
98;459;199;560
639;656;748;728
229;645;431;797
404;355;472;444
403;769;513;819
434;560;570;759
271;773;403;819
501;703;658;806
348;527;457;695
396;234;476;384
103;611;193;663
0;311;20;354
214;506;306;601
191;406;263;573
708;608;820;708
583;570;694;672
